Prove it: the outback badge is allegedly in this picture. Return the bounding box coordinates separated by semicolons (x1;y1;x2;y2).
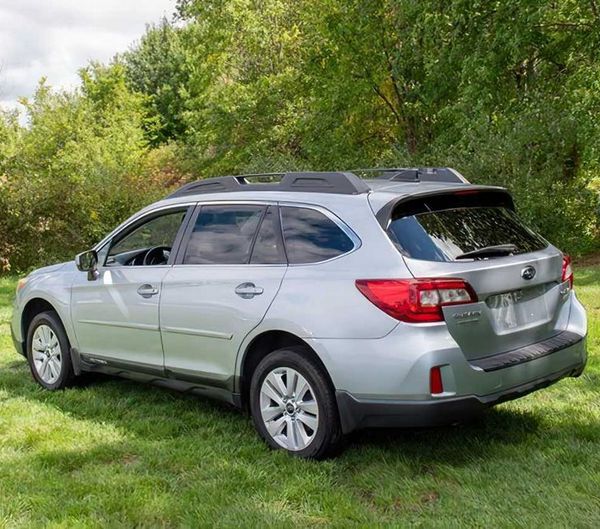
453;309;482;323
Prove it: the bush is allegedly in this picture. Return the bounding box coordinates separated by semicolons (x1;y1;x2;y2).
0;66;186;274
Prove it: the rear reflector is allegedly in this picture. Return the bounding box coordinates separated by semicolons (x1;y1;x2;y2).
355;278;477;323
430;366;444;394
562;254;574;289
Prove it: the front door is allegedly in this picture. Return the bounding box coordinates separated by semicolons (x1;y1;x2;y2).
71;206;192;372
160;204;287;388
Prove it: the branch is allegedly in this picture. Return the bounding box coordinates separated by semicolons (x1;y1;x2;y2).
372;85;402;125
382;45;404;116
378;14;405;117
336;21;402;126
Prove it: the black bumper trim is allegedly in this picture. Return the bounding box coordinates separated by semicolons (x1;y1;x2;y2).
469;331;583;372
336;362;585;434
10;325;25;357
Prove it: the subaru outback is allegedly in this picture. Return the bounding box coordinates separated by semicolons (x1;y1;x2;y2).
11;168;587;458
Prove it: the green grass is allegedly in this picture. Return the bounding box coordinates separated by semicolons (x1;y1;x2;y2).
1;271;599;528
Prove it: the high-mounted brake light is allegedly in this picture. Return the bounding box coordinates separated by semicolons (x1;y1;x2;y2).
355;278;477;323
562;254;574;289
454;190;480;196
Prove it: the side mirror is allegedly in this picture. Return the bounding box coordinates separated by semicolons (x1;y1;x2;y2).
75;250;99;281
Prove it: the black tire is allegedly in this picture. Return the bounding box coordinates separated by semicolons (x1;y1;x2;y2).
26;311;75;390
249;346;343;459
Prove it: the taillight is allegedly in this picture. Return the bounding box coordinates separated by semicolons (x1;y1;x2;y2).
562;254;574;289
355;278;477;323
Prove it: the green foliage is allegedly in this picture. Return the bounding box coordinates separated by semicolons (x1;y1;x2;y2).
167;0;600;253
120;19;191;144
1;1;599;273
0;65;180;273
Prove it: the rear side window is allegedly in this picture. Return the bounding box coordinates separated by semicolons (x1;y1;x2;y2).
387;195;547;262
183;205;264;264
250;206;286;264
280;206;354;264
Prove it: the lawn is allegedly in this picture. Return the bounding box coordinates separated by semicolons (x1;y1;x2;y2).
0;269;599;528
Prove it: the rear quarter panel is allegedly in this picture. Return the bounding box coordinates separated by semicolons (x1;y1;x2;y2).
250;195;409;340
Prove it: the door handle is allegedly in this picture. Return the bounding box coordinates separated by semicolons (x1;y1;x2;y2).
137;284;159;298
235;282;264;299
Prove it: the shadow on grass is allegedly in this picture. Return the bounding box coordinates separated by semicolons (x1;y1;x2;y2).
4;353;598;472
344;408;541;465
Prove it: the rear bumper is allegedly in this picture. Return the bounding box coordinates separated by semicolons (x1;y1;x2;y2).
311;290;586;412
336;360;585;433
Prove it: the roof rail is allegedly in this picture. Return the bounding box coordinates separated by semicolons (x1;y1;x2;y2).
167;172;371;198
358;167;469;184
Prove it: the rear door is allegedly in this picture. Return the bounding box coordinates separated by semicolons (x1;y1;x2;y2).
383;190;569;359
160;203;287;387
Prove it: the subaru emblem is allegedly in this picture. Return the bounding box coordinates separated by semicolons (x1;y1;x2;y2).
521;266;536;280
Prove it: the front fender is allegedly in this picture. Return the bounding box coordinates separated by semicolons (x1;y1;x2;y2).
12;264;79;351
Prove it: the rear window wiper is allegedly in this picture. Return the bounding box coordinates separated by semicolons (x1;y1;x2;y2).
455;244;518;260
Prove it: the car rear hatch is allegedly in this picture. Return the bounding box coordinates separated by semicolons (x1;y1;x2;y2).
380;188;571;360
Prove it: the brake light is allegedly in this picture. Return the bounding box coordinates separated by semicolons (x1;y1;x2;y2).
562;254;574;289
355;278;477;323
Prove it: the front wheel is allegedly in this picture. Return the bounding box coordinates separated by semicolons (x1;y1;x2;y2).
27;311;74;390
249;347;342;459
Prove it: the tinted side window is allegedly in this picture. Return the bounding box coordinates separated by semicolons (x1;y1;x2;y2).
280;206;354;264
183;205;264;264
250;206;286;264
106;209;187;266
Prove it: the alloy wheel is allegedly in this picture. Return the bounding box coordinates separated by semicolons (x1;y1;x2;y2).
31;324;62;384
259;367;319;451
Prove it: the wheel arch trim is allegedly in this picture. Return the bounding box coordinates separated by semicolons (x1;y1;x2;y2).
235;327;338;409
20;296;78;355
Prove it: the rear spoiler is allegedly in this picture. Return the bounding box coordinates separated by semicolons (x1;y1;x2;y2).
375;187;514;229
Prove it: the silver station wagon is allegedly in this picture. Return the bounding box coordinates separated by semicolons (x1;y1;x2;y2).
11;168;587;458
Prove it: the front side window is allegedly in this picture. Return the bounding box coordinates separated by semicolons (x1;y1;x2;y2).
183;205;265;264
280;206;355;264
106;208;188;266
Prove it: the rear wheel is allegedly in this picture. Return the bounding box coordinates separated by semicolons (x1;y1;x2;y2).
249;347;342;459
27;311;74;390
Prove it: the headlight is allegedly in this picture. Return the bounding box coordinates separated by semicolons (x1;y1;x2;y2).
16;277;28;292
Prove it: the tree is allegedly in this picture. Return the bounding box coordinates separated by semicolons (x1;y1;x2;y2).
0;66;159;271
121;19;191;144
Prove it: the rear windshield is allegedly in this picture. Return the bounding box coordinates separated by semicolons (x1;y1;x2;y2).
387;201;548;262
